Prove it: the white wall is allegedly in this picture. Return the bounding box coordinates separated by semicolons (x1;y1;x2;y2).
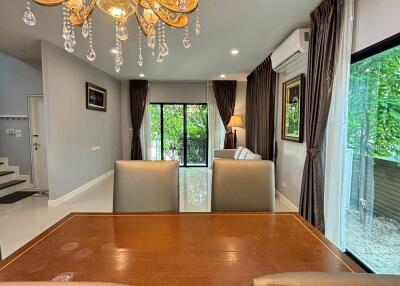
353;0;400;52
276;60;308;207
234;81;246;147
41;41;122;200
0;53;43;175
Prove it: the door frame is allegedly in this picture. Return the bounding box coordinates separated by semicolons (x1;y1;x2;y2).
152;103;209;167
27;94;48;189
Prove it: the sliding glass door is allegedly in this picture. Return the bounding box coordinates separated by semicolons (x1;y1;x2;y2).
345;37;400;274
187;104;208;166
150;103;208;167
163;104;185;164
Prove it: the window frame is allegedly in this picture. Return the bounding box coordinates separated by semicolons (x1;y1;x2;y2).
351;32;400;64
345;32;400;274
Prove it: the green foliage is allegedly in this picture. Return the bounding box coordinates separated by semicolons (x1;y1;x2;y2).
286;102;300;136
150;104;208;164
348;45;400;163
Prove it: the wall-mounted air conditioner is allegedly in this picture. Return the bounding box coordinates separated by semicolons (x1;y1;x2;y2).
271;28;310;73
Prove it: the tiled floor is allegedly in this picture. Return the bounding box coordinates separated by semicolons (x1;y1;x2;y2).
0;168;291;259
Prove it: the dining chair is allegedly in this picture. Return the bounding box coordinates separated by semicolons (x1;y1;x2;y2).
211;159;275;211
113;160;179;212
252;272;400;286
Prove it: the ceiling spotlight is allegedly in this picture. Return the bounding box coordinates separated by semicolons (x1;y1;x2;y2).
111;48;118;54
231;49;239;55
139;73;145;78
220;74;226;78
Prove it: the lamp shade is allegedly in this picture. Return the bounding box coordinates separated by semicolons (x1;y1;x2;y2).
227;115;244;128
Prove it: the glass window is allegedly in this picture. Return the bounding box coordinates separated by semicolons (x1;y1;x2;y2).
345;41;400;274
150;103;208;167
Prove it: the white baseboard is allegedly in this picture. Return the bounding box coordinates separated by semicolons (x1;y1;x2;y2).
48;170;114;207
276;191;299;212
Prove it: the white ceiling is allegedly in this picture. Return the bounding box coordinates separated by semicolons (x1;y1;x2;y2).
0;0;320;80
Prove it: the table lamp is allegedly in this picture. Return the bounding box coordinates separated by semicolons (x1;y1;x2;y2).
228;115;244;148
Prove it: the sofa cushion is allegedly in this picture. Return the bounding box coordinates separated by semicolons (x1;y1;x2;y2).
234;146;245;159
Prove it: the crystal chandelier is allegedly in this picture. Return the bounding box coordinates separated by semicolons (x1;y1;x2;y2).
22;0;200;73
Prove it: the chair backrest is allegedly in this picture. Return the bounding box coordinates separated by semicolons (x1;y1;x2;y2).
113;160;179;212
212;160;275;212
252;272;400;286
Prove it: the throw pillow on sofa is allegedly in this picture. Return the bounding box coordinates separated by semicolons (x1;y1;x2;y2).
238;148;251;159
234;146;245;159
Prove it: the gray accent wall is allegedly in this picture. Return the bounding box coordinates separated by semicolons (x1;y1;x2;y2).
41;41;122;200
149;82;207;103
0;53;43;175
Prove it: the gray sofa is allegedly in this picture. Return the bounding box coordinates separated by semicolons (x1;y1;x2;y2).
214;146;262;160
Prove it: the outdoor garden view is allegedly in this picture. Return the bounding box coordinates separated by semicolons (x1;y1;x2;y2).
150;104;208;167
346;43;400;274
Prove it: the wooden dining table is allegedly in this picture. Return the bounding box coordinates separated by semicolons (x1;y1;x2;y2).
0;212;363;285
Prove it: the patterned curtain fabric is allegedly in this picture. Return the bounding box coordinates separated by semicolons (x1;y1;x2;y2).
129;80;148;160
245;57;276;160
299;0;343;233
212;80;237;149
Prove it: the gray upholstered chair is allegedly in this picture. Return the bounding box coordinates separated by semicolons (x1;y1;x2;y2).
211;159;275;212
252;272;400;286
113;160;179;212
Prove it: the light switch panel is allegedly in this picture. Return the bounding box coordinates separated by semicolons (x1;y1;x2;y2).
6;129;16;135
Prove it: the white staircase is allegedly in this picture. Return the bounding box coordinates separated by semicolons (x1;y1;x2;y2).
0;157;32;198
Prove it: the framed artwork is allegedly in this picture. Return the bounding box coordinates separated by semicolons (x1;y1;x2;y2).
86;82;107;112
281;74;305;142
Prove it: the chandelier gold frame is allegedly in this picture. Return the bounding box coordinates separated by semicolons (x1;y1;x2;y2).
32;0;198;37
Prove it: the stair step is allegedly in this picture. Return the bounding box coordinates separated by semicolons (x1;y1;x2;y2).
0;171;14;177
0;180;26;191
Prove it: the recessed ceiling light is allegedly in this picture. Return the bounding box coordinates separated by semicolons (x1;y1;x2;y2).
220;74;226;78
111;48;118;54
139;73;145;78
231;49;239;55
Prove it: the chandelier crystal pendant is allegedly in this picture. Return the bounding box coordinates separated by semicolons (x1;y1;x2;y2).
23;1;37;26
24;0;200;73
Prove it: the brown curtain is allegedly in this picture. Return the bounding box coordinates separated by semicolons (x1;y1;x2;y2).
129;80;148;160
213;80;237;149
299;0;342;233
245;57;276;160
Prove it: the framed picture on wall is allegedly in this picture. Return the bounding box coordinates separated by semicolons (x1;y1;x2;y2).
281;74;305;142
86;82;107;112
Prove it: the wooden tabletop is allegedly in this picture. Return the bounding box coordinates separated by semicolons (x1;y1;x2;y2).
0;212;363;285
